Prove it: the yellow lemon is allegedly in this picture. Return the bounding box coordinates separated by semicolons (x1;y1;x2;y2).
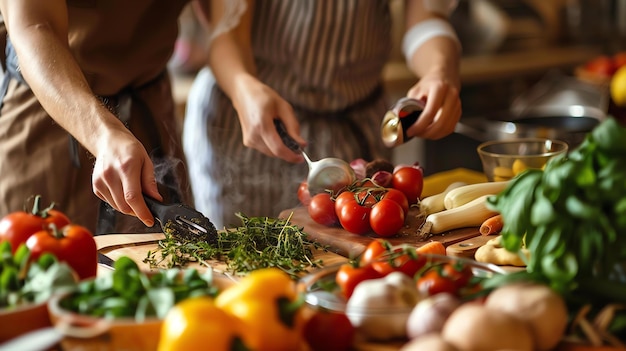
610;66;626;107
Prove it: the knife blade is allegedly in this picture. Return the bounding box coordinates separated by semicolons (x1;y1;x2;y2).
98;252;115;269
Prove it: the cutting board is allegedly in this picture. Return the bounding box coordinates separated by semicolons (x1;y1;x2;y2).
279;207;481;258
95;232;349;275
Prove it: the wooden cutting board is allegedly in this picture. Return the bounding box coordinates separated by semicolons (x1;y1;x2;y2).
95;232;349;275
278;206;482;258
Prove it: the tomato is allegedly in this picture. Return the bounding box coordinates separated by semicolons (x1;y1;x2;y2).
298;180;311;206
26;224;98;280
336;198;372;235
0;197;71;253
303;309;355;351
370;248;427;278
369;199;404;237
442;261;473;289
359;239;391;265
336;262;382;299
334;191;355;213
308;193;339;226
584;55;616;77
381;188;409;215
392;166;423;204
416;268;459;296
356;190;379;208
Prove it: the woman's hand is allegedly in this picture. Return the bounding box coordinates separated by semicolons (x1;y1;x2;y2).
406;68;461;140
231;74;306;163
91;128;162;227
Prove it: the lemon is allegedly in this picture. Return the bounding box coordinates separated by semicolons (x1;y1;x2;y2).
610;66;626;107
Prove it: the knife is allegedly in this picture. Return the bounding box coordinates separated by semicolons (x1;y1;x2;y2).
98;252;115;269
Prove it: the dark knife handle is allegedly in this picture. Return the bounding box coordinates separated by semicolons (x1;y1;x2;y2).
273;119;302;153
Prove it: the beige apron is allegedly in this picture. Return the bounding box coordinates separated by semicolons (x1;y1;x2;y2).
0;0;192;234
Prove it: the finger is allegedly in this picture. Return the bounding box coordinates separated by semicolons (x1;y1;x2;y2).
407;88;445;137
420;93;462;139
127;159;158;227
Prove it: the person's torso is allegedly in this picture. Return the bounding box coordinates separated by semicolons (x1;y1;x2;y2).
251;0;393;112
67;0;190;95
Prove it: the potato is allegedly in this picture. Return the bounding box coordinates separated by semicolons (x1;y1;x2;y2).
442;303;533;351
485;282;568;351
401;333;458;351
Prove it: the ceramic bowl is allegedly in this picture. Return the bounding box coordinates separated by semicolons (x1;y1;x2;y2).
477;138;568;182
0;301;52;343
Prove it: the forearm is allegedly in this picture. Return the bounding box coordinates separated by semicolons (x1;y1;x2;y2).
1;7;130;157
403;0;461;87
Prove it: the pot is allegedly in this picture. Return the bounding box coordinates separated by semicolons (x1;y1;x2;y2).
455;105;607;146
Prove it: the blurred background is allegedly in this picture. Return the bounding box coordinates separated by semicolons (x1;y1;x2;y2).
170;0;626;176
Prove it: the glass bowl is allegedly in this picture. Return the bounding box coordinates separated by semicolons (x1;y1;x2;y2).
299;254;505;321
477;138;568;182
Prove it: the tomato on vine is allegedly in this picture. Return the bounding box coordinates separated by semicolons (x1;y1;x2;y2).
26;223;98;280
308;193;339;226
0;195;71;253
335;262;382;299
392;166;424;204
369;199;404;237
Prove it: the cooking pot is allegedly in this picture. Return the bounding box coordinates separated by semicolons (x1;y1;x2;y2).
455;105;607;146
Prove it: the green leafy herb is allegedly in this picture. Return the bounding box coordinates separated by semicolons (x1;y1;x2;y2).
144;212;325;278
485;117;626;307
60;256;218;320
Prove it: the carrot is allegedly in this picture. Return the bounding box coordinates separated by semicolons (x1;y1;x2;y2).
415;241;446;256
480;214;504;236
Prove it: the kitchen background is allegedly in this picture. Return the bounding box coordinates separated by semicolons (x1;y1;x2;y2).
170;0;626;176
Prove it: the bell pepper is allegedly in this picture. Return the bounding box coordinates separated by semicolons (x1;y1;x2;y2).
346;271;422;341
158;296;249;351
215;268;305;351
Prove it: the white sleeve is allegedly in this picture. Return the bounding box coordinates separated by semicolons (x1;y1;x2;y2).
401;18;461;66
205;0;248;46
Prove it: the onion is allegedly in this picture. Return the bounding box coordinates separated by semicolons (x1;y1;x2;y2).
371;171;393;187
350;158;368;179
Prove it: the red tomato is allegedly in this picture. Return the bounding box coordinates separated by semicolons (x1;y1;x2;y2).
0;198;71;253
303;309;355;351
369;199;404;238
392;167;424;204
416;268;459;296
371;248;427;278
298;180;311;206
442;261;473;289
585;55;616;77
336;262;383;299
336;198;372;235
356;190;378;208
381;188;409;215
308;193;338;226
26;224;98;280
359;239;391;265
334;191;355;214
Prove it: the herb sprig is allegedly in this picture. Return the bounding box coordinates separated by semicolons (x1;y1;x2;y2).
144;213;324;278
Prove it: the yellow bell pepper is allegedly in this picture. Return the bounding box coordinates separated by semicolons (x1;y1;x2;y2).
215;268;305;351
158;296;249;351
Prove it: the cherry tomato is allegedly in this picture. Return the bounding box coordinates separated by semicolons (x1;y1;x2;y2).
370;248;427;278
336;197;372;235
303;309;355;351
584;55;616;77
336;262;383;299
356;190;378;208
334;191;355;214
442;261;473;289
308;193;339;226
298;180;311;206
26;224;98;280
359;239;391;265
392;166;424;204
381;188;409;215
369;199;404;238
0;197;71;254
416;268;459;296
